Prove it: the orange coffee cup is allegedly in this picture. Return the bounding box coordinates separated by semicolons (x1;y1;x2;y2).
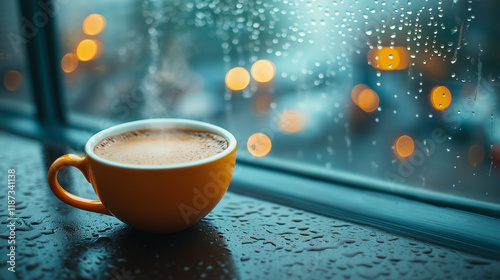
48;119;237;233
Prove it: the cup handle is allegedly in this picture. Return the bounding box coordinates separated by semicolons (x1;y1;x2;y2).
48;154;111;215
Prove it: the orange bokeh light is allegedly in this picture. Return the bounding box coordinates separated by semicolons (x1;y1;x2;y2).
76;39;101;61
395;135;415;158
351;84;370;106
225;67;250;91
247;133;272;157
251;59;275;83
76;39;99;61
430;86;452;111
358;89;380;113
61;53;79;73
3;70;22;91
83;14;106;35
277;110;307;134
367;47;410;70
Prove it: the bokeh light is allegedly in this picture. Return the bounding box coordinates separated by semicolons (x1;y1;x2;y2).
368;47;410;70
468;144;485;167
351;84;370;106
430;86;452;111
76;39;99;61
61;53;79;73
247;133;272;157
395;135;415;158
3;70;22;91
225;67;250;91
277;110;307;134
357;89;379;113
251;59;275;83
83;14;106;35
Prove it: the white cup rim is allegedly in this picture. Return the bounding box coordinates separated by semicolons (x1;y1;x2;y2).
85;118;237;169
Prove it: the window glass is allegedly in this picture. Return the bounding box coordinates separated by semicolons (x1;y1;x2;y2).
0;1;35;115
55;0;500;205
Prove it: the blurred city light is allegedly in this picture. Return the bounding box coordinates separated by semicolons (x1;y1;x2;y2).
368;47;410;70
251;59;276;83
351;84;369;104
430;86;452;111
247;133;272;157
277;110;307;134
352;84;379;113
76;39;100;61
83;14;106;35
352;84;381;113
225;67;250;91
61;53;79;73
3;70;22;91
395;135;415;158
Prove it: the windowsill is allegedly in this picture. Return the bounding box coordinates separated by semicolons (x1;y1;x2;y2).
230;162;500;260
0;113;499;262
1;128;500;279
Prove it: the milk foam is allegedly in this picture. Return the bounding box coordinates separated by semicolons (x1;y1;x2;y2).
94;128;228;165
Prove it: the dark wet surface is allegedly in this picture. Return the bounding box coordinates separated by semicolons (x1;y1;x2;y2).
0;130;499;280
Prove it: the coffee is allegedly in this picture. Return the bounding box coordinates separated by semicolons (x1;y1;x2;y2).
94;128;228;166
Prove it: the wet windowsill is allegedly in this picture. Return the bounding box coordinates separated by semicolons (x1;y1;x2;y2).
0;130;499;279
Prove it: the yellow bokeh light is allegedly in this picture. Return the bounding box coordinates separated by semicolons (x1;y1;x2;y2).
3;70;22;91
357;89;379;113
251;59;276;83
368;47;410;70
83;14;106;35
76;39;99;61
277;110;307;134
61;53;79;73
247;133;272;157
225;67;250;91
395;135;415;158
430;86;452;111
468;144;485;167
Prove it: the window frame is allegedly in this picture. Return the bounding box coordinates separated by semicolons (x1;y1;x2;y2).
1;0;499;260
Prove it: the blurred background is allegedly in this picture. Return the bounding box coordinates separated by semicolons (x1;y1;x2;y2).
1;0;499;205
